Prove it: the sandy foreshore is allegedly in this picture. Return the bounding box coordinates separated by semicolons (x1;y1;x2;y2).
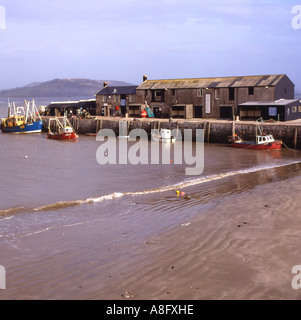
2;175;301;300
99;174;301;300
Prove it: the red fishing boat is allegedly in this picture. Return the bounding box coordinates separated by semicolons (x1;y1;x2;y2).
229;118;282;150
47;116;78;141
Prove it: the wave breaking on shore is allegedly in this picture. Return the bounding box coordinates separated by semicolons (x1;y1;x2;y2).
0;159;301;216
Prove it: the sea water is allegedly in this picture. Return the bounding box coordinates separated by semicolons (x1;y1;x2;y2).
1;119;301;298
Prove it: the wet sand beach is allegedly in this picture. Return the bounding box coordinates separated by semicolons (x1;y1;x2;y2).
2;174;301;300
98;175;301;300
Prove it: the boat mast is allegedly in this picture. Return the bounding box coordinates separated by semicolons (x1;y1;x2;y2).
8;98;11;117
25;100;32;123
32;99;42;121
13;102;17;118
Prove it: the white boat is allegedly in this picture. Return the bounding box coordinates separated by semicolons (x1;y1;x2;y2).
151;129;176;143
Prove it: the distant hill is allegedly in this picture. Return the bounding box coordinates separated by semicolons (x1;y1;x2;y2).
0;79;136;98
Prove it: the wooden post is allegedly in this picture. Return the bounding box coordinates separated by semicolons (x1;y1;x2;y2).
207;122;211;143
203;122;209;143
294;127;298;149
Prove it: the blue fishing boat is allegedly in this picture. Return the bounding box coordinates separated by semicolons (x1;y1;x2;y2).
1;100;43;134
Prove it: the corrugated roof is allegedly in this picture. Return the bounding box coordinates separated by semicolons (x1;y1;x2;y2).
96;86;137;95
239;99;299;106
137;74;288;90
46;99;96;109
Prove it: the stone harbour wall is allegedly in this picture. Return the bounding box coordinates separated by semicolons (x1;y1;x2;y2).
42;116;301;149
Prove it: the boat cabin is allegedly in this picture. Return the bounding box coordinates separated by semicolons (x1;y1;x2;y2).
64;126;74;133
256;134;275;144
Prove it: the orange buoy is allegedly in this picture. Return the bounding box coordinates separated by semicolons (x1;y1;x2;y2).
141;110;147;118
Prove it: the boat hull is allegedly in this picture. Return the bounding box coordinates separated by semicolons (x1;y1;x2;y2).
0;120;43;134
47;132;78;140
231;140;282;150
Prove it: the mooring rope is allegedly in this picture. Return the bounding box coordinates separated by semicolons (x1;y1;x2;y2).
281;141;297;152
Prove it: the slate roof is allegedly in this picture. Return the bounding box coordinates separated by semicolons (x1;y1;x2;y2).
96;86;137;95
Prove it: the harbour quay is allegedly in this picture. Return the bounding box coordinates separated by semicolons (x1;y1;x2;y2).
41;116;301;150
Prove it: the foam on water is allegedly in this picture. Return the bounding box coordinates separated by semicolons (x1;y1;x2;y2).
1;159;300;216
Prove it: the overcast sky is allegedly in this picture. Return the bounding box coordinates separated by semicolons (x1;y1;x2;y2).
0;0;300;91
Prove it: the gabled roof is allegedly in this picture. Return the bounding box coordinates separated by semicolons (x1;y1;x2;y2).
137;74;290;90
96;86;137;95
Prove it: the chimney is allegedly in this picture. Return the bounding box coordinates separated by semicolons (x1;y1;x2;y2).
143;75;148;82
103;81;108;88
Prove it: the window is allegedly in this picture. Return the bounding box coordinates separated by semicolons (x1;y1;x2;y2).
215;89;220;100
229;88;235;101
151;90;165;102
249;87;254;95
269;107;277;117
298;106;301;113
102;95;107;103
115;95;119;102
197;89;203;97
292;106;297;113
172;89;176;96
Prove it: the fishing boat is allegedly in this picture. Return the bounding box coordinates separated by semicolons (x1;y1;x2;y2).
47;116;78;140
0;100;43;134
151;128;176;143
229;118;282;150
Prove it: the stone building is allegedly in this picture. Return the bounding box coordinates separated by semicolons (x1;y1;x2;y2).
135;74;295;119
96;82;138;117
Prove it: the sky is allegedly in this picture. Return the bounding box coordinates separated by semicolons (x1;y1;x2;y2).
0;0;301;91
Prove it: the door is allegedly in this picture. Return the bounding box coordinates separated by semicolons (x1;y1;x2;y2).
153;107;161;118
120;106;127;117
220;106;232;119
194;106;203;118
